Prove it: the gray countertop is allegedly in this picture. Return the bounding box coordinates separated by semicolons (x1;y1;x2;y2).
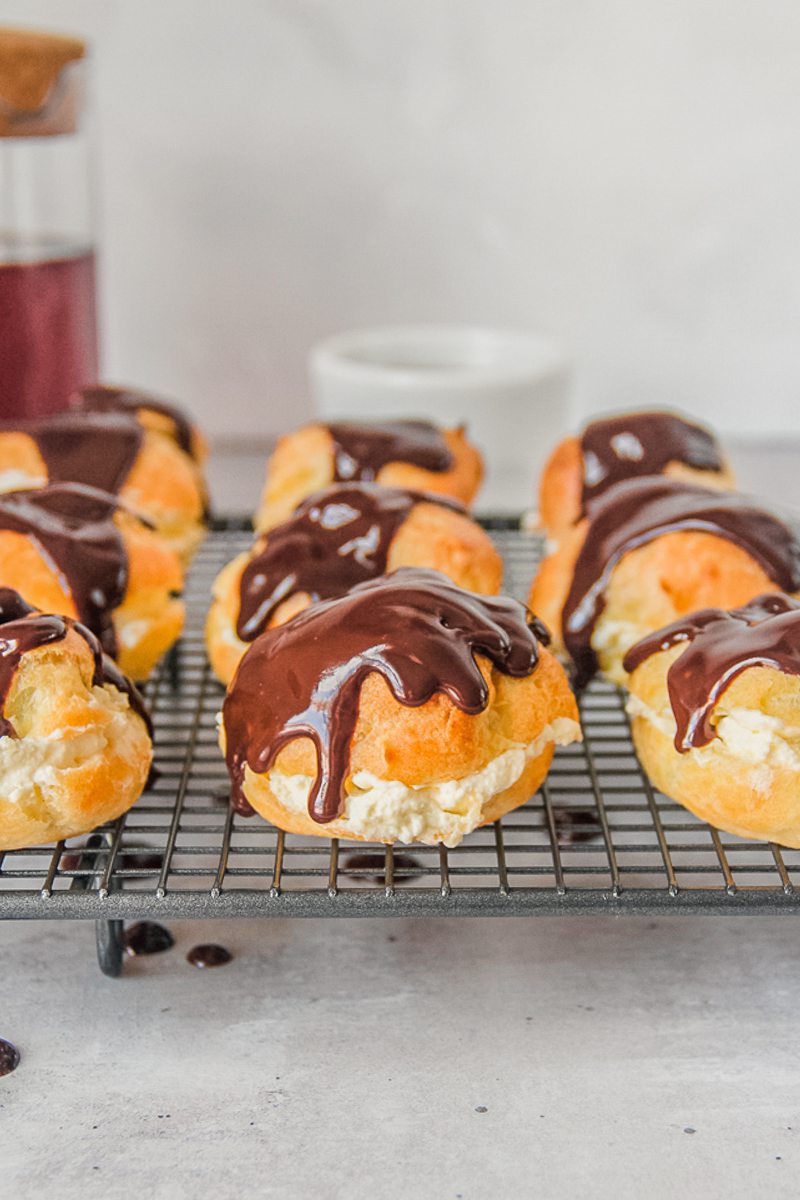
4;440;800;1200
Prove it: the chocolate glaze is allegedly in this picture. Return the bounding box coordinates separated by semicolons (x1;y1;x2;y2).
223;567;547;823
580;411;723;509
623;593;800;751
0;483;129;656
74;385;195;457
327;420;453;482
237;484;463;642
19;410;144;495
561;478;800;687
0;587;151;738
0;1038;20;1076
187;943;232;968
123;921;175;956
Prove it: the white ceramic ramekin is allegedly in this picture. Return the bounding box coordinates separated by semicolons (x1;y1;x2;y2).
309;325;571;510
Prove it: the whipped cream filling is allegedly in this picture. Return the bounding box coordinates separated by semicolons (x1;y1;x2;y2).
266;716;581;847
0;469;46;494
627;694;800;791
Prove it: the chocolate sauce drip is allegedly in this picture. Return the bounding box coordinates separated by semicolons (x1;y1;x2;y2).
0;1038;20;1076
343;851;423;884
580;411;723;509
123;921;175;956
223;567;547;824
74;385;194;457
237;484;462;642
327;420;453;482
0;588;151;738
623;593;800;751
23;410;143;495
187;943;232;968
561;478;800;687
553;807;604;845
0;484;129;656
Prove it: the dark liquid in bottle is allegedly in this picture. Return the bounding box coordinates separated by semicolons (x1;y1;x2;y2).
0;238;98;420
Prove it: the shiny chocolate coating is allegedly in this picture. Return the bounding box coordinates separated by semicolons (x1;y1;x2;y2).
580;411;723;509
0;483;129;656
223;568;547;823
0;587;150;739
561;478;800;686
237;484;462;642
624;594;800;751
74;384;194;457
18;410;144;496
327;420;453;482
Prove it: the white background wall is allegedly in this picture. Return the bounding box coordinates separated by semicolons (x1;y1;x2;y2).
3;0;800;442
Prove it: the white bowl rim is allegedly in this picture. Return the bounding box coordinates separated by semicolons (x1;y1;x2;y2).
310;325;568;389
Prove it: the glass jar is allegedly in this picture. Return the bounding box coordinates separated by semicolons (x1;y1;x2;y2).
0;28;98;419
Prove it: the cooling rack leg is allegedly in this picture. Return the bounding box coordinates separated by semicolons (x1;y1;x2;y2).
95;919;124;978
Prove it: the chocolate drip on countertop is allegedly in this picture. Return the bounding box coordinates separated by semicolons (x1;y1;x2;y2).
123;921;175;956
74;385;195;457
0;484;129;656
623;594;800;751
187;943;232;968
224;567;547;823
16;410;144;496
562;477;800;687
0;1038;20;1076
580;411;723;509
327;420;453;482
237;484;463;642
0;587;151;738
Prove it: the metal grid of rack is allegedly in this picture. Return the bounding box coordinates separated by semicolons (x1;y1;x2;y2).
2;517;799;974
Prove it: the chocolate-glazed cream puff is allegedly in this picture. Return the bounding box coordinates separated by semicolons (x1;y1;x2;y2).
71;384;208;465
208;484;503;686
0;590;152;851
220;569;580;847
0;483;184;680
529;477;800;686
538;411;733;542
624;595;800;847
254;420;483;531
0;410;206;564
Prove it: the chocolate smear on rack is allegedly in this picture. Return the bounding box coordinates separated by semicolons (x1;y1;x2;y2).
0;1038;20;1077
224;568;547;823
74;384;195;457
580;411;723;510
237;483;464;641
123;921;175;956
0;586;151;739
187;944;232;968
0;483;130;656
553;807;604;845
327;420;453;483
17;410;144;495
343;851;423;885
624;593;800;752
561;478;800;687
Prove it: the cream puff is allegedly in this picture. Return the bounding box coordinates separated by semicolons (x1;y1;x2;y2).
529;477;800;686
0;410;206;564
220;568;581;847
208;483;503;686
538;410;734;543
0;589;152;851
0;483;184;681
255;420;483;531
624;594;800;847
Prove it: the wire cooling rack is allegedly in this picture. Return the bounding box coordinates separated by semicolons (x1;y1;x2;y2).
2;516;799;975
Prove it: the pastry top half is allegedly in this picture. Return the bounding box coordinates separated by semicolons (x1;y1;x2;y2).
207;483;503;685
538;410;733;542
0;483;184;680
623;594;800;848
220;568;580;846
255;420;483;531
0;589;153;851
529;476;800;686
0;410;206;564
72;384;209;465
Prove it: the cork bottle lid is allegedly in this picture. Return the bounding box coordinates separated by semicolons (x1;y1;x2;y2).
0;27;86;137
